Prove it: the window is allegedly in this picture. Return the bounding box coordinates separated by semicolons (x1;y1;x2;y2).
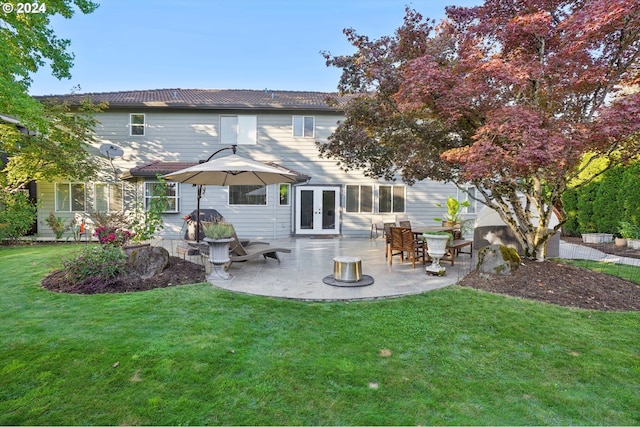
94;183;123;212
220;115;257;145
279;184;290;206
144;181;178;212
346;185;373;213
229;185;267;205
130;114;145;136
55;183;86;212
293;116;314;138
378;185;405;213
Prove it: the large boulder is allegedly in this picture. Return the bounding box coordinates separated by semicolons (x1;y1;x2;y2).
128;246;170;279
477;244;521;276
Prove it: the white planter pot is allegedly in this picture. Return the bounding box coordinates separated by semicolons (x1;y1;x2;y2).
628;239;640;250
204;237;234;280
423;233;450;275
581;233;613;244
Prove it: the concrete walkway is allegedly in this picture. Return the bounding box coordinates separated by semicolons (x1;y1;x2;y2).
159;237;640;301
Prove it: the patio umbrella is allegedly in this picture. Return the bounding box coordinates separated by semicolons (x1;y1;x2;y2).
163;154;298;186
164;153;299;241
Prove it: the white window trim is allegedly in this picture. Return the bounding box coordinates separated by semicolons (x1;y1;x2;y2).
345;184;373;213
292;116;315;138
130;113;145;136
94;182;124;212
55;182;86;212
220;115;257;145
378;184;406;214
279;183;291;206
228;185;268;206
144;181;179;213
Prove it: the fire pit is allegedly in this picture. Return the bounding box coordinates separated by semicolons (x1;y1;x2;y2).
322;256;374;287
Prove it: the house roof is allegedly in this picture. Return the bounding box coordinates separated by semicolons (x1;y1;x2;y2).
122;159;310;183
39;88;349;111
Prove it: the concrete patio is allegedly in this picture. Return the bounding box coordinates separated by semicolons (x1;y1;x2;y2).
161;236;475;301
159;237;636;301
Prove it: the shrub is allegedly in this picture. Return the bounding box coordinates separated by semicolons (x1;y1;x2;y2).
62;245;128;285
0;191;37;242
561;189;580;236
45;211;68;239
93;226;134;246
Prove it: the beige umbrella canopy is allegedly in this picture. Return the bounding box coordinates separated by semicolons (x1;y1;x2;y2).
164;152;300;242
163;154;298;186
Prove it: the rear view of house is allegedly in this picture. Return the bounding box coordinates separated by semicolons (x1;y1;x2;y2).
33;88;467;240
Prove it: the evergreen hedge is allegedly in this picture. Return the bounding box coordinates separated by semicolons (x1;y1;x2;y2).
562;161;640;236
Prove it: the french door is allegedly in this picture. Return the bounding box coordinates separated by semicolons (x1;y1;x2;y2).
295;186;340;235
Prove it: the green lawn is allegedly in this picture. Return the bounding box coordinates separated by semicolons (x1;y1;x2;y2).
1;244;639;425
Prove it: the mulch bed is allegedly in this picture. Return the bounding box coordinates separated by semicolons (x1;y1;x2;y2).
40;238;640;311
42;256;206;294
457;236;640;312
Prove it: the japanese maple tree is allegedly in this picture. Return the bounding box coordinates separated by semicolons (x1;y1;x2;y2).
320;0;640;260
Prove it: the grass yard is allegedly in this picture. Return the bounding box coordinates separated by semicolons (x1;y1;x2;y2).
1;244;639;425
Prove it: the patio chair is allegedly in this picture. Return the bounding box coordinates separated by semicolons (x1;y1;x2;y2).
227;227;291;266
389;226;425;268
383;222;395;258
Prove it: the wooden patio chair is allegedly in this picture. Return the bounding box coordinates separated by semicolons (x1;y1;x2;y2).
389;226;425;268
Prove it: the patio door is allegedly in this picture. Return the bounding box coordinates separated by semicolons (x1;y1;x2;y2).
295;186;340;235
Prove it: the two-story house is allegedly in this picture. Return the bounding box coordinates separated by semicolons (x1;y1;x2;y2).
34;89;472;240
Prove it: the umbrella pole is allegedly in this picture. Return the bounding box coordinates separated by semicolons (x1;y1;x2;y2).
195;144;236;243
196;184;202;243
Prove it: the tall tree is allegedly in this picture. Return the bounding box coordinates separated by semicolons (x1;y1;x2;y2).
321;1;640;260
0;0;99;130
0;0;101;193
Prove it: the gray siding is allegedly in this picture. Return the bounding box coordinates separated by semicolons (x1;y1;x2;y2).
36;108;463;240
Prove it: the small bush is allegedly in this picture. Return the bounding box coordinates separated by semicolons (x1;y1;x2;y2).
0;191;37;242
62;245;128;285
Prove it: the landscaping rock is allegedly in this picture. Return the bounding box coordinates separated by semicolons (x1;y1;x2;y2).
128;246;170;279
477;244;521;276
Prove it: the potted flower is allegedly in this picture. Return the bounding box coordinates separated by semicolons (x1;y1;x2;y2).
434;197;470;227
423;231;453;275
619;221;640;249
202;222;235;280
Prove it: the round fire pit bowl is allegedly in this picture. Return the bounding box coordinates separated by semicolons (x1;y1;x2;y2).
323;256;374;287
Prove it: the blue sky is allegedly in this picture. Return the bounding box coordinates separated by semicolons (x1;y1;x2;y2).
29;0;482;95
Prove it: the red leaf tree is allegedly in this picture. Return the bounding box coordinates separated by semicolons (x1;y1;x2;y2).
321;1;640;260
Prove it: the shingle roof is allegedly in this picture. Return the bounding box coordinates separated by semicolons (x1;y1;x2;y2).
39;88;348;111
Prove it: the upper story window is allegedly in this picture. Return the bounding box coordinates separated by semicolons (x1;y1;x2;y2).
130;114;145;136
346;185;373;213
220;115;257;145
94;183;123;212
55;183;86;212
293;116;314;138
378;185;405;213
229;185;266;205
144;181;179;213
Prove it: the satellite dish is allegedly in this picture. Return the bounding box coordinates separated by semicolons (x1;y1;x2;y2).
99;144;124;159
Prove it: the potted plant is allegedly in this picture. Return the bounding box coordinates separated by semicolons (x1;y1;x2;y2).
434;197;470;227
202;222;235;280
619;221;640;249
423;231;453;275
